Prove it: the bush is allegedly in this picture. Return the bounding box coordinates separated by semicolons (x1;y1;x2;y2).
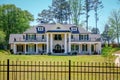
19;53;22;55
72;52;77;55
48;52;51;55
10;49;14;54
67;52;71;55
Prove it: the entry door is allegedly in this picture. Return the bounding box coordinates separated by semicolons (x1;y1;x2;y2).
55;44;61;53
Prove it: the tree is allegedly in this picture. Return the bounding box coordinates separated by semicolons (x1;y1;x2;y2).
101;24;115;46
91;27;100;34
37;8;54;23
0;30;6;49
52;0;70;23
69;0;83;26
92;0;103;34
0;30;5;44
0;4;34;47
38;0;70;24
83;0;93;31
108;9;120;46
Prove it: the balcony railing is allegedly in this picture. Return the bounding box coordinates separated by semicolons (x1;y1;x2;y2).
14;38;46;42
71;38;101;42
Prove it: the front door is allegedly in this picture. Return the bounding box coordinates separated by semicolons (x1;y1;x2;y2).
55;44;61;53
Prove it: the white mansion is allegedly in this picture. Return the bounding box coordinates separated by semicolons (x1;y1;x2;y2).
9;23;102;55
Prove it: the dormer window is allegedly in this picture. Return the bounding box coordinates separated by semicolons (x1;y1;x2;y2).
71;27;77;31
38;27;43;31
57;27;61;29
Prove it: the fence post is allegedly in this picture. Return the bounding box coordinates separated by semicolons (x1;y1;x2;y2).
7;59;9;80
69;60;71;80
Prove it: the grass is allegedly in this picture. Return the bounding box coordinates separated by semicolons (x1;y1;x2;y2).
0;50;105;62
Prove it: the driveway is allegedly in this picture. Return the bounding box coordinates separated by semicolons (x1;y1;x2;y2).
114;54;120;67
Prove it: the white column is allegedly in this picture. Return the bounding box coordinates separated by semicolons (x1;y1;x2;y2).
25;44;26;54
68;33;71;52
46;33;49;53
36;44;38;54
50;34;53;53
65;33;67;53
79;44;81;54
98;43;101;54
13;43;16;54
88;44;91;55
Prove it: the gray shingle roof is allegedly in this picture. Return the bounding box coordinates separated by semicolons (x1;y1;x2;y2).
24;23;90;34
9;34;24;43
9;23;101;43
89;34;101;41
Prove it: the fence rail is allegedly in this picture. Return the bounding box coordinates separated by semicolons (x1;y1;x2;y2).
0;59;120;80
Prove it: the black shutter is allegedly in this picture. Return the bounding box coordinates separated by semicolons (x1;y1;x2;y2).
34;34;36;40
79;35;81;40
82;44;84;51
86;44;87;51
26;34;28;40
26;45;28;52
34;44;36;52
87;34;89;40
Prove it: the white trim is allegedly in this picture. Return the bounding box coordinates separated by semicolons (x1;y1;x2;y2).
25;44;26;54
50;34;53;53
68;33;71;52
36;44;38;54
13;44;16;54
46;33;49;53
64;33;67;53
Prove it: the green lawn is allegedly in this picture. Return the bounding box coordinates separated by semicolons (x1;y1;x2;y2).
0;50;105;62
0;48;120;62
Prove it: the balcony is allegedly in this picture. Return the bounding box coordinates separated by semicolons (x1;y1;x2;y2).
14;38;46;42
71;38;101;42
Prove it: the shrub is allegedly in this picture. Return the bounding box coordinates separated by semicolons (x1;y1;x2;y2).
72;52;77;55
10;49;14;54
67;52;71;55
48;52;51;55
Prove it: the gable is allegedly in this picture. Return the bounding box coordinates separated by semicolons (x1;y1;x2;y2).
47;23;70;32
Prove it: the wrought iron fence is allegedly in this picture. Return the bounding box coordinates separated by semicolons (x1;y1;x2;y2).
0;59;120;80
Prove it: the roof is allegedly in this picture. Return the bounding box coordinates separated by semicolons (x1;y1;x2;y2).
9;34;24;44
89;34;101;41
9;23;101;43
24;23;90;34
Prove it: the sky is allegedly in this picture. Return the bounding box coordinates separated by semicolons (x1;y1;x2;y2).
0;0;120;33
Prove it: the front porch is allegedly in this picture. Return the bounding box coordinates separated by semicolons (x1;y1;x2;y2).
13;43;47;55
70;42;101;55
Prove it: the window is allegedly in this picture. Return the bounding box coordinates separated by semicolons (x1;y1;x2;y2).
28;34;36;40
84;35;87;40
79;35;83;40
42;35;44;39
71;44;79;51
71;35;73;39
76;45;79;50
82;44;87;51
57;27;60;29
54;34;62;40
38;27;43;31
23;35;25;39
91;45;94;52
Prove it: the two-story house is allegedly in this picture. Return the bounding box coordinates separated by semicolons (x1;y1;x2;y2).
9;23;101;55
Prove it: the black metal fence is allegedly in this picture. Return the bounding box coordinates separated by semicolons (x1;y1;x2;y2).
0;59;120;80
